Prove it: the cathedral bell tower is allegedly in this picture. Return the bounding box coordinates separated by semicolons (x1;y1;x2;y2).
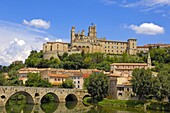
88;23;97;38
147;52;152;68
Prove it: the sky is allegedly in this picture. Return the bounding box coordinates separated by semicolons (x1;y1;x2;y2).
0;0;170;65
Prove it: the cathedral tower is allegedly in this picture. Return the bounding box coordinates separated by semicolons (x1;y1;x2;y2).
88;23;97;38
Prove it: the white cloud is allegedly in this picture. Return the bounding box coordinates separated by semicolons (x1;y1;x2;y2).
44;37;49;41
23;19;50;29
128;23;165;35
122;0;170;8
55;39;62;42
12;38;26;46
0;20;54;66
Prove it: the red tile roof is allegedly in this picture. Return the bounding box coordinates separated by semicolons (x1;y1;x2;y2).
48;73;69;78
83;74;90;78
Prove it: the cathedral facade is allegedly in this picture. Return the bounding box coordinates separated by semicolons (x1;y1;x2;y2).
43;24;137;59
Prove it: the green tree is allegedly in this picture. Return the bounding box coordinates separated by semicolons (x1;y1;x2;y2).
62;78;75;88
25;73;52;87
154;64;170;101
0;74;6;86
131;68;153;100
84;72;109;102
5;75;22;86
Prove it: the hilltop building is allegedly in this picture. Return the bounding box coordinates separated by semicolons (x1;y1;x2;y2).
43;24;137;59
137;43;170;53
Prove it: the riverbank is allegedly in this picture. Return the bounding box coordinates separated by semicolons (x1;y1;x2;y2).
84;97;170;111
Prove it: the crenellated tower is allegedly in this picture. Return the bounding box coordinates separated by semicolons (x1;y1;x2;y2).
88;23;97;38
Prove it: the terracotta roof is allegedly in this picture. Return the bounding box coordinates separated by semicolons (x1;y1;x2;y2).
19;77;27;81
48;73;69;78
83;74;90;78
108;73;121;77
111;63;147;66
137;46;149;48
92;69;101;72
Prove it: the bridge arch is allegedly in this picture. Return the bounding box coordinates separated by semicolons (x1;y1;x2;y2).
40;92;59;103
82;94;91;100
6;91;34;105
65;94;78;102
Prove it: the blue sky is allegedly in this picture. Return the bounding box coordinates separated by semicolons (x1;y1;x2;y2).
0;0;170;65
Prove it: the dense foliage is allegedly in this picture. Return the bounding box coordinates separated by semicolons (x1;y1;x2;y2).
84;72;109;102
25;50;144;72
132;66;170;101
132;47;170;101
0;74;6;86
131;68;153;100
0;62;25;86
25;73;52;87
61;78;75;88
25;50;60;68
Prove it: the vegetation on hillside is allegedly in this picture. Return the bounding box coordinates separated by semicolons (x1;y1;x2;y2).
24;50;145;71
131;47;170;101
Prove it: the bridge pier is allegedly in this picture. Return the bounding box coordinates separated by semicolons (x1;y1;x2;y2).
0;99;6;106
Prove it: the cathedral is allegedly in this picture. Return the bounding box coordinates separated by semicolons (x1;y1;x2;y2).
43;24;137;59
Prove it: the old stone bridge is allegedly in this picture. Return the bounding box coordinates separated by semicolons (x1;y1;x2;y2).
0;86;90;106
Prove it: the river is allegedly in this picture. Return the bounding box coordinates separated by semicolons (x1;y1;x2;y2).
0;102;169;113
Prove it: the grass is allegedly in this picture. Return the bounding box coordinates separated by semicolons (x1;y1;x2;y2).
84;97;170;112
98;99;144;108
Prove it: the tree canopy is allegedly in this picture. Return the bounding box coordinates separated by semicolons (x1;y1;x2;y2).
25;73;52;87
84;72;109;102
131;68;153;100
61;78;75;88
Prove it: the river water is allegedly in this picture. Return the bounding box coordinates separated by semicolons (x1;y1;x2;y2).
0;102;169;113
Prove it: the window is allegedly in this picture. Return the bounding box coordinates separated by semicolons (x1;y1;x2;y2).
74;81;76;84
58;78;60;81
118;93;122;96
78;85;80;88
50;45;52;51
118;87;124;91
54;78;57;81
78;81;80;84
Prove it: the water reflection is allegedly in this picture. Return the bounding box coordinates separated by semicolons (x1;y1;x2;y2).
41;102;59;113
1;102;169;113
65;101;77;109
3;102;90;113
